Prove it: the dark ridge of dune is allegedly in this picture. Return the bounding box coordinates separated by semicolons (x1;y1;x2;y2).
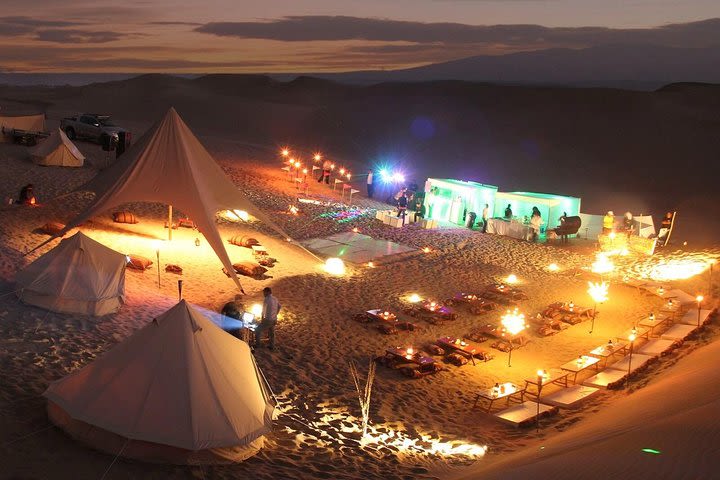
656;82;720;92
193;74;278;95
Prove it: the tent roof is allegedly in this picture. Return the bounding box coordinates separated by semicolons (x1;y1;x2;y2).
428;178;498;191
55;107;290;291
43;300;275;450
29;128;85;162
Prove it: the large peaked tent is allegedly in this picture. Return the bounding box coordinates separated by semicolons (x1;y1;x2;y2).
29;128;85;167
43;300;275;464
16;231;126;316
50;107;291;292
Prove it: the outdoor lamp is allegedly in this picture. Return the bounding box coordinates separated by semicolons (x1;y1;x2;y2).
696;295;704;326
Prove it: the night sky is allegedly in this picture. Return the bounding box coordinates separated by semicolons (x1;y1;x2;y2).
1;0;719;72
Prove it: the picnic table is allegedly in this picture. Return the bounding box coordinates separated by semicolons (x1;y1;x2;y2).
588;340;628;367
560;355;601;384
436;336;491;365
524;369;570;396
376;347;440;378
482;283;527;302
449;293;498;314
474;323;529;347
473;382;525;412
404;300;457;323
639;314;672;336
615;326;650;343
367;309;398;324
555;302;594;319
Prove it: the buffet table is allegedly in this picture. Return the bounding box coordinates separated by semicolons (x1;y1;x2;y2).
486;219;533;241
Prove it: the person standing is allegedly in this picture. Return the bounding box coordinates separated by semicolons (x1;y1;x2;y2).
481;203;489;233
254;287;281;350
366;170;374;198
623;211;634;237
603;211;615;234
318;159;332;184
504;204;513;220
530;207;543;242
397;191;408;225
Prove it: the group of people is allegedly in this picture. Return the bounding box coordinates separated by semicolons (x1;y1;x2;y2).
393;187;425;225
221;287;281;351
602;210;635;236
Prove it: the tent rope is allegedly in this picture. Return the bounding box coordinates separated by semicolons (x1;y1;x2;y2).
0;424;54;448
99;438;129;480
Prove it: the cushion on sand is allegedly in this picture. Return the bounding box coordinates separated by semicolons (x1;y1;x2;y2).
112;211;138;224
126;254;153;270
40;222;65;236
232;262;267;277
229;235;260;248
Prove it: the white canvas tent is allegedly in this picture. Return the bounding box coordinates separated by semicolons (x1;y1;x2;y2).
29;128;85;167
16;232;126;316
41;107;297;292
43;300;275;464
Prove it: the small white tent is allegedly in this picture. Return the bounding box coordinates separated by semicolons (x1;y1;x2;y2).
29;128;84;167
16;232;126;316
43;300;275;464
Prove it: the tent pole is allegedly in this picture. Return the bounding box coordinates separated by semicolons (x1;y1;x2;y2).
168;204;173;241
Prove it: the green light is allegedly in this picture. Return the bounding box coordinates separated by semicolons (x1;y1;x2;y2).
641;448;661;455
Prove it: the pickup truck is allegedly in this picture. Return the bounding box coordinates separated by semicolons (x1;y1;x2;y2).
60;114;129;144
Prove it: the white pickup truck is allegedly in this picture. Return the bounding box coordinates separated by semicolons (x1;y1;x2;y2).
60;113;129;143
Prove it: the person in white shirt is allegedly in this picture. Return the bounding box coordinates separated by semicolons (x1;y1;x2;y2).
366;170;374;198
254;287;281;350
481;203;489;233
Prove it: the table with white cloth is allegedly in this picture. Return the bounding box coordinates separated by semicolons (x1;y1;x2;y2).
486;219;533;241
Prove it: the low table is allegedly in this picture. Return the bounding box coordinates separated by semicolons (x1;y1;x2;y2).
560;355;601;384
367;309;398;324
638;315;672;336
473;382;525;412
524;368;570;396
615;326;650;343
384;347;436;370
437;336;490;365
588;341;628;367
251;245;268;256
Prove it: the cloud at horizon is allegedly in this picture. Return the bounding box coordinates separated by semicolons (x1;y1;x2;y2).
1;3;720;73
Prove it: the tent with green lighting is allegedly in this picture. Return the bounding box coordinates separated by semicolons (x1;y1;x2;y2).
424;178;498;225
494;191;581;232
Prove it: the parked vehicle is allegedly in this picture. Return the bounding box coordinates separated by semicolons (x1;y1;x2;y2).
60;114;129;144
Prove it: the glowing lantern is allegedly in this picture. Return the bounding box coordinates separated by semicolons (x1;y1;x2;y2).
330;163;335;170
339;168;346;175
506;274;518;284
405;347;414;360
289;205;299;215
250;303;262;318
324;257;346;275
548;263;560;272
422;247;431;253
281;148;289;157
367;261;375;268
314;153;321;161
352;227;359;233
346;173;352;180
408;293;421;303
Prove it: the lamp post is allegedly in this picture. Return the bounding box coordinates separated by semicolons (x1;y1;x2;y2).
696;295;704;327
155;244;161;288
536;369;545;432
626;328;637;388
587;281;609;334
709;260;715;296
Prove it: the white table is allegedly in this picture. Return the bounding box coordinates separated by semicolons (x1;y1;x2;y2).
486;219;533;241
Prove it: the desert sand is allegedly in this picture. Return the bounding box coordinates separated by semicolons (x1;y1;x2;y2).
0;77;719;480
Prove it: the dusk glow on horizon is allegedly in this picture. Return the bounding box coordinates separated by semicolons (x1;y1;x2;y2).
0;1;719;72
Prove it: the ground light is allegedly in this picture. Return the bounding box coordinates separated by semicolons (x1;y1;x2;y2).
547;263;560;272
325;257;346;275
408;293;422;303
506;274;518;284
626;328;637;388
422;247;431;253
